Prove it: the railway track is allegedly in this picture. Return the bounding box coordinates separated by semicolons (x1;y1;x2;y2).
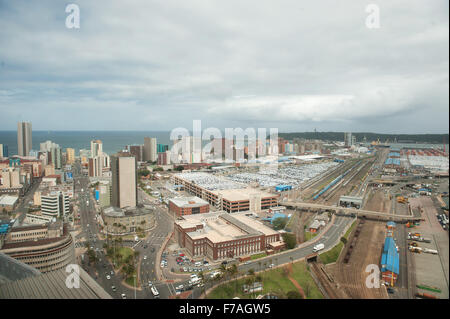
309;261;341;299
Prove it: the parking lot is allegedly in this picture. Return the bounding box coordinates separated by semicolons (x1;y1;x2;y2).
409;196;449;299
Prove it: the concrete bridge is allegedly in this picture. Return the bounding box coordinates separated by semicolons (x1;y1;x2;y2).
280;201;422;222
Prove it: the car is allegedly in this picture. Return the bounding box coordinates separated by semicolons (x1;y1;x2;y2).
244;261;251;265
106;275;111;280
143;245;148;249
110;271;114;275
183;267;188;272
111;286;116;291
144;256;147;260
387;287;395;294
148;281;153;287
121;293;127;299
221;261;228;265
268;264;275;268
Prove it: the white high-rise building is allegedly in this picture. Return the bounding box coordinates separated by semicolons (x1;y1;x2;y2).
90;140;103;158
144;137;157;162
41;191;70;218
17;122;32;157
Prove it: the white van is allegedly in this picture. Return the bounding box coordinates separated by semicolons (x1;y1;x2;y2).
313;243;325;252
150;286;160;298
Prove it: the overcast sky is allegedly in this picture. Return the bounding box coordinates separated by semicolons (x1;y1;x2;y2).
0;0;448;133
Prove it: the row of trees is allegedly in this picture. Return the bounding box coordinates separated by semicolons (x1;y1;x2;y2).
206;258;308;299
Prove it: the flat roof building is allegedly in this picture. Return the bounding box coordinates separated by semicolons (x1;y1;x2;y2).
175;211;283;261
174;172;279;213
169;196;210;217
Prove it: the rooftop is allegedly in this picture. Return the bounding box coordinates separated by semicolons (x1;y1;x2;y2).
211;188;277;201
0;195;18;206
176;211;279;244
169;196;209;208
0;256;112;299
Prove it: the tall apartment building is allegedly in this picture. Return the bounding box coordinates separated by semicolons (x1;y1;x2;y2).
41;191;70;218
90;140;103;158
0;144;7;158
143;137;157;162
66;148;75;164
129;145;144;162
50;147;62;169
111;154;137;208
17;122;32;157
88;156;104;177
344;132;353;147
1;168;21;188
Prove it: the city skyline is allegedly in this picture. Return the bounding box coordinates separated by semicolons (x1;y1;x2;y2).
0;1;448;133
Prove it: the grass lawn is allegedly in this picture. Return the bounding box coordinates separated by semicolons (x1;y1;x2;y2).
319;220;357;265
208;261;323;299
304;231;318;241
250;252;267;260
125;274;138;287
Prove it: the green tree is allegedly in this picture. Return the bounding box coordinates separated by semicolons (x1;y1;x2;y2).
272;217;288;230
282;233;297;249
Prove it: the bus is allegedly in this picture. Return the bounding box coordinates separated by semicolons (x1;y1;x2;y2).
150;286;160;298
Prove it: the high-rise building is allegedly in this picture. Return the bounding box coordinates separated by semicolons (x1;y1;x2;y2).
90;140;103;158
344;132;353;147
17;122;32;157
66;148;75;164
40;191;70;218
129;145;144;162
157;144;169;153
51;147;62;169
88;156;104;177
2;144;8;158
143;137;157;162
111;153;137;208
1;168;21;188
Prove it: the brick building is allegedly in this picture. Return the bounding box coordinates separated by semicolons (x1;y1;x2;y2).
168;196;210;217
175;211;284;261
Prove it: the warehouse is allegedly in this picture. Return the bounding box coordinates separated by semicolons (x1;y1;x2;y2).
174;211;284;260
380;236;399;285
169;196;210;217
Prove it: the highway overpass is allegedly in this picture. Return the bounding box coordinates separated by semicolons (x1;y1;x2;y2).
280;201;422;222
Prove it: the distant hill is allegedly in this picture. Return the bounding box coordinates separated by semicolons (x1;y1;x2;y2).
277;132;449;144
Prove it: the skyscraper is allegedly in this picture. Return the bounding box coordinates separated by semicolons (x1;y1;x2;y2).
143;137;157;162
111;153;137;208
17;122;32;156
344;132;353;147
66;148;75;164
90;140;103;158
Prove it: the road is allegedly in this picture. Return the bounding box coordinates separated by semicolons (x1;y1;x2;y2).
189;215;354;299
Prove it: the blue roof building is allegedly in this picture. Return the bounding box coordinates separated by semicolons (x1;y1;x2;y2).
381;237;399;275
